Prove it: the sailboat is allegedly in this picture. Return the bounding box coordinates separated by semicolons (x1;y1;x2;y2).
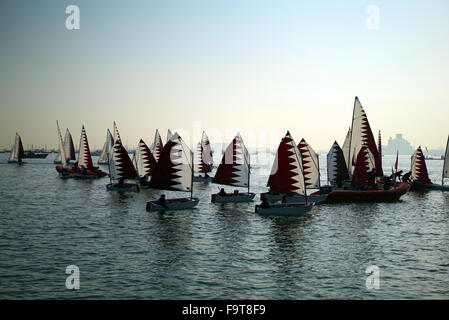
132;139;157;188
326;141;350;187
327;145;409;202
410;144;449;191
8;133;24;164
98;129;114;164
150;129;164;162
256;131;315;216
106;139;140;192
54;122;73;178
210;133;255;203
443;135;449;187
283;138;327;204
193;131;213;182
54;128;76;164
146;133;199;211
73;126;108;178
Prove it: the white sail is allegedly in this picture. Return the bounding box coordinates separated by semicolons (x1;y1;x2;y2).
56;122;68;168
444;135;449;180
194;131;213;173
327;141;349;184
9;133;23;162
98;129;114;164
113;121;121;143
150;129;164;162
109;140;138;181
342;127;351;169
298;138;320;189
167;129;173;143
77;126;93;170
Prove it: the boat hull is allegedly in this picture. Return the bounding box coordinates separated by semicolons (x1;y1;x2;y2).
106;183;140;192
146;197;200;211
192;175;211;182
256;203;315;216
283;193;328;204
211;192;256;203
327;182;410;202
260;192;285;203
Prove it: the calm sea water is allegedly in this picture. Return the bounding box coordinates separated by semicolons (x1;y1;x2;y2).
0;152;448;299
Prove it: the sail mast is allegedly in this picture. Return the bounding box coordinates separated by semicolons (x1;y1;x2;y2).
443;135;449;186
347;98;357;173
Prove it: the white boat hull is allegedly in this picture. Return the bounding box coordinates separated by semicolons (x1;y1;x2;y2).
428;183;449;191
283;194;328;204
211;192;256;203
146;197;200;211
106;183;140;192
255;203;315;216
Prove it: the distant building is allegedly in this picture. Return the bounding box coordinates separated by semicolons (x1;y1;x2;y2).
382;133;414;155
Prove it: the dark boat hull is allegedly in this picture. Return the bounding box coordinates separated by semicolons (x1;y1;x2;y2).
327;182;410;203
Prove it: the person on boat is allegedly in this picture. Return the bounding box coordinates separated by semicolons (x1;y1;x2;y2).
367;169;376;189
156;194;169;209
260;198;271;208
383;177;392;190
218;188;227;196
402;171;412;183
117;178;125;188
204;172;210;179
81;165;87;175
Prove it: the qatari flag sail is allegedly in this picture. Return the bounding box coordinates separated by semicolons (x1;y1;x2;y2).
411;147;430;184
148;133;193;192
348;97;382;176
109;140;138;181
150;129;164;162
351;145;376;189
212;133;249;188
133;139;157;178
267;131;305;195
298;138;320;189
327;141;349;184
77;126;94;170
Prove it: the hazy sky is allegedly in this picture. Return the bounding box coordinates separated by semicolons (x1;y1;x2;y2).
1;0;448;151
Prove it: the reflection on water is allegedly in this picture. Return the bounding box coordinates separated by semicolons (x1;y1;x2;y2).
0;154;449;299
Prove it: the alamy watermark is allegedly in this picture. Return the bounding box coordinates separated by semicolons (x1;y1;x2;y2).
65;5;80;30
65;265;80;290
365;265;380;290
366;5;380;30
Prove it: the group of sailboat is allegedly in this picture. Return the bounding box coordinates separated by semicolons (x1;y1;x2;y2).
55;121;108;179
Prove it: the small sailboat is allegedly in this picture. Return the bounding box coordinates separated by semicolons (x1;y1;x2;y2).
74;126;108;179
146;133;199;211
8;133;24;164
193;131;213;182
211;133;255;203
150;129;164;162
55;122;73;178
132;139;157;188
106;140;140;192
327;145;410;202
256;131;315;216
326;141;350;187
283;138;327;204
410;144;449;191
98;129;114;164
54;127;75;164
442;135;449;187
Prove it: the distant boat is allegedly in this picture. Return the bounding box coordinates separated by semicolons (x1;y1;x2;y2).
146;133;199;211
56;125;107;179
256;131;314;216
8;133;24;164
23;151;48;159
211;132;255;203
54;125;75;164
193;131;213;182
98;128;114;164
410;140;449;191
